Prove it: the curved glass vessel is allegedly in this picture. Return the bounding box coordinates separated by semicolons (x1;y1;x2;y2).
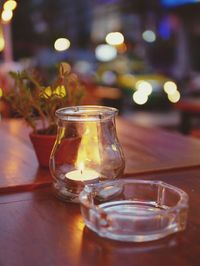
79;179;189;242
49;106;125;202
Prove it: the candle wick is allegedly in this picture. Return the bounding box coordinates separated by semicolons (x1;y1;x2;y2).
81;170;83;175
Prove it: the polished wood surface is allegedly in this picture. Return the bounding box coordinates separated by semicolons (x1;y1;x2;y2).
1;118;200;265
0;119;51;192
175;98;200;134
1;168;200;266
117;117;200;173
1;118;200;193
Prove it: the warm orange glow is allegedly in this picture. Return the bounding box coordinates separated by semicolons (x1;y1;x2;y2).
3;0;17;11
74;214;85;231
1;9;13;22
0;88;3;97
0;26;5;52
116;43;127;53
64;214;83;265
0;36;5;52
76;122;101;169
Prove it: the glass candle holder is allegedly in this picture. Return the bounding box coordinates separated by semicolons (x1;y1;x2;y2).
49;106;125;203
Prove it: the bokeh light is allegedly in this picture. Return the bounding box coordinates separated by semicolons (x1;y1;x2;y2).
0;88;3;98
116;43;127;53
142;30;156;43
133;90;148;105
163;81;177;95
3;0;17;11
135;80;153;96
0;36;5;52
73;61;92;75
1;9;13;22
168;90;181;103
102;71;117;85
105;32;124;46
54;38;70;51
95;44;117;62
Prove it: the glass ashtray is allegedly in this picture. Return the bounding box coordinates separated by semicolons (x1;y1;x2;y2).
79;179;189;242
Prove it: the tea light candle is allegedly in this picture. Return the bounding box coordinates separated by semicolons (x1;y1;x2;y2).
65;161;100;197
65;169;99;182
63;169;99;202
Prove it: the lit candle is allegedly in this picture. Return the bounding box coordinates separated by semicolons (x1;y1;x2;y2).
64;167;99;197
65;162;100;183
65;168;100;182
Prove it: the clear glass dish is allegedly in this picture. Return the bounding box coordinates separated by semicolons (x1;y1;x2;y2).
79;179;189;242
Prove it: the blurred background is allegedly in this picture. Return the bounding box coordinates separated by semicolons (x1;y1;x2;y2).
1;0;200;135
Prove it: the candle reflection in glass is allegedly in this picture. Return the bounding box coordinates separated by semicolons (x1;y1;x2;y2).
49;106;125;203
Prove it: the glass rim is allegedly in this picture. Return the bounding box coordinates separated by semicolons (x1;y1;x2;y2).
80;179;189;216
55;105;118;121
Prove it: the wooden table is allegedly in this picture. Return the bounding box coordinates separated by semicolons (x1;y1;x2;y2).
1;118;200;266
1;118;200;192
175;98;200;134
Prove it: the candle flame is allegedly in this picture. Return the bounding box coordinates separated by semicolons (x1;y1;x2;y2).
76;122;101;169
79;161;84;173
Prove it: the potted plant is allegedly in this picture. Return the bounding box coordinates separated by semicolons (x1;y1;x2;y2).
4;62;85;167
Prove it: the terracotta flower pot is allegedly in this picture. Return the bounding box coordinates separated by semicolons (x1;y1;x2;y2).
53;137;81;165
29;133;56;168
29;132;81;168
